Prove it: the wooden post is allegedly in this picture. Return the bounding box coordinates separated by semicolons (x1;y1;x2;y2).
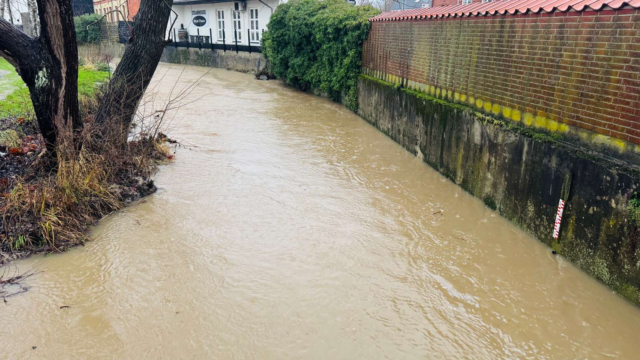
234;27;238;54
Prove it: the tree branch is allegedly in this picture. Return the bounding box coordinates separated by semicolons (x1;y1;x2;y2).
0;18;38;71
95;0;175;132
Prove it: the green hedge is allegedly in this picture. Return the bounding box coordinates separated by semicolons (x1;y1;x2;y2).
262;0;379;110
75;14;103;44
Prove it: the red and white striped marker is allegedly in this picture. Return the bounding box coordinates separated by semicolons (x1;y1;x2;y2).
552;199;565;239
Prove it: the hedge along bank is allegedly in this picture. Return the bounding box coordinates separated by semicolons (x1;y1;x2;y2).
360;1;640;304
261;0;379;110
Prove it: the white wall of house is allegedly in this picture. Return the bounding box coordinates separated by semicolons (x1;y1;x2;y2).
1;0;28;25
170;0;280;46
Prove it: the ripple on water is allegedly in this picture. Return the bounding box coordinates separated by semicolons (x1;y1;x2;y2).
2;64;640;360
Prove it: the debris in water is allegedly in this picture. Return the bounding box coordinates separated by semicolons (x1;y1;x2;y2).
0;266;36;300
158;132;178;144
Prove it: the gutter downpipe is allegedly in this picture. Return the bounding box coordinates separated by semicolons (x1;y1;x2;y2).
259;0;273;15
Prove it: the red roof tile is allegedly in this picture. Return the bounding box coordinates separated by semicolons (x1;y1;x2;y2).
370;0;640;21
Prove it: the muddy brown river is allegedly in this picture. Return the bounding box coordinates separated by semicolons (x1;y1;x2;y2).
2;64;640;359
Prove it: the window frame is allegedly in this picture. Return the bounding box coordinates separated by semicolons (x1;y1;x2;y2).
249;8;260;44
232;9;243;43
217;10;226;43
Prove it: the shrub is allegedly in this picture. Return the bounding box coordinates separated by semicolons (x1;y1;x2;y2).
75;14;103;44
95;62;112;72
262;0;379;110
0;94;172;254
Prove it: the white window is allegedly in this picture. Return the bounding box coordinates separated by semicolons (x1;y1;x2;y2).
232;10;242;43
462;0;472;4
481;0;493;2
217;10;225;42
250;9;260;43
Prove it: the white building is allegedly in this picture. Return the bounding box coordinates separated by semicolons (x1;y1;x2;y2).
171;0;282;46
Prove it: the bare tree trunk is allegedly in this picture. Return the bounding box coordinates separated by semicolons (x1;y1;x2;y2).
94;0;174;142
34;0;80;150
27;0;39;36
0;0;79;154
0;1;5;21
1;0;174;154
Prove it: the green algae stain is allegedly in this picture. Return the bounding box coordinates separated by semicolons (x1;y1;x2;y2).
627;197;640;227
358;74;640;307
620;284;640;304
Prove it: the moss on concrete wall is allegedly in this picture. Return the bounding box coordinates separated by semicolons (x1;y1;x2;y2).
358;74;640;306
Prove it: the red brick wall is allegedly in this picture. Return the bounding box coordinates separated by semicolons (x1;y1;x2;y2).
362;10;640;145
127;0;140;21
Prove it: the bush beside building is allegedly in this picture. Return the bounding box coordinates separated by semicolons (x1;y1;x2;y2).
262;0;379;110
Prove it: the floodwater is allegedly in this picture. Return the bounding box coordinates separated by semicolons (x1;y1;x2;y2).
2;64;640;360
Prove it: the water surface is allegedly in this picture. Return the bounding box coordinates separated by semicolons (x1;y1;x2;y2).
2;64;640;360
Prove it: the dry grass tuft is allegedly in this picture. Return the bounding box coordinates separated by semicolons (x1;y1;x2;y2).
0;91;175;259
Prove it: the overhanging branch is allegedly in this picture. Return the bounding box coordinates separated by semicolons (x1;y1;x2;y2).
0;18;38;70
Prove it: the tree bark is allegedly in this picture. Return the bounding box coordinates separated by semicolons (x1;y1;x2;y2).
27;0;40;37
0;1;5;22
35;0;80;151
1;0;173;153
94;0;174;141
0;0;79;154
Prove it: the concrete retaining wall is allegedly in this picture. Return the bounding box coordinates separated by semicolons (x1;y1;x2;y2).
78;43;126;62
161;47;267;74
358;75;640;305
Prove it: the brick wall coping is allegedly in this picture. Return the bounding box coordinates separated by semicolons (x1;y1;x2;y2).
371;0;640;22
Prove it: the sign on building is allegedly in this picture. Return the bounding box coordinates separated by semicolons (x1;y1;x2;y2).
192;10;208;27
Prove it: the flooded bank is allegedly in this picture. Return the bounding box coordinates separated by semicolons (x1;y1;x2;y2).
2;64;640;359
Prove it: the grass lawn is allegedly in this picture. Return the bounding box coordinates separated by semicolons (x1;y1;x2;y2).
0;58;110;119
